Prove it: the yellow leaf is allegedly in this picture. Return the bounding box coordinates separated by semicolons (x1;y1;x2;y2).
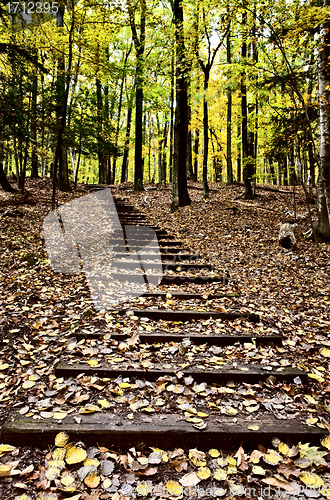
53;448;66;461
278;442;289;456
55;432;69;448
45;466;61;481
252;465;266;475
79;405;100;414
248;425;260;431
53;412;67;420
166;480;182;497
197;412;208;418
321;435;330;450
308;373;325;383
0;364;9;370
320;348;330;357
97;399;110;408
151;447;168;463
226;407;238;415
0;444;15;456
87;360;99;367
227;457;237;466
22;380;35;389
300;471;324;488
103;478;112;488
188;449;206;467
84;457;99;468
214;468;227;481
208;449;220;458
0;463;16;478
263;451;282;465
61;475;75;486
119;382;131;389
66;446;87;465
12;495;32;500
197;467;211;480
84;473;100;488
306;417;318;425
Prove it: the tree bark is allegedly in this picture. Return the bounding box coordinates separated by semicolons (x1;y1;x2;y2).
241;10;254;199
226;26;233;184
30;66;38;179
128;0;146;192
171;0;190;210
0;162;17;192
121;83;134;183
317;0;330;239
203;71;210;198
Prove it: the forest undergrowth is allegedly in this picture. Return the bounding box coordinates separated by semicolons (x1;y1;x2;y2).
0;179;330;500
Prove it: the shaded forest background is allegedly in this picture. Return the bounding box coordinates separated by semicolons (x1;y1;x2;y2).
0;0;330;237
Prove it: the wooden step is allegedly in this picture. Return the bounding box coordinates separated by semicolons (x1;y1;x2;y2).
114;247;186;254
135;291;239;299
109;262;214;272
75;330;282;346
128;309;256;321
114;253;200;261
112;240;181;247
54;363;306;384
2;412;325;449
110;274;229;285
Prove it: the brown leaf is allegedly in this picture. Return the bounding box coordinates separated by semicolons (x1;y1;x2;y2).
134;467;158;476
261;476;294;491
277;462;301;479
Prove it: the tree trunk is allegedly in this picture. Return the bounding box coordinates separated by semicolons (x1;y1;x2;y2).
203;72;210;199
171;0;191;210
241;11;254;199
30;67;38;179
0;162;17;192
317;0;330;239
56;3;70;192
96;78;107;183
237;122;241;182
194;128;199;181
169;49;175;183
128;0;146;192
226;27;233;184
121;85;133;183
186;85;193;180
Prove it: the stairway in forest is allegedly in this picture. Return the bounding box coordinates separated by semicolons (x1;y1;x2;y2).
1;196;326;450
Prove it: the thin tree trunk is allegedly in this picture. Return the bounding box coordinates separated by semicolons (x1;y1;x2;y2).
194;129;199;181
241;10;254;199
317;0;330;239
226;25;233;184
203;72;209;198
30;66;38;179
121;85;134;183
237;122;241;182
169;49;175;183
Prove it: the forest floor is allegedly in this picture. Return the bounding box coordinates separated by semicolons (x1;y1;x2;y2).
0;179;330;500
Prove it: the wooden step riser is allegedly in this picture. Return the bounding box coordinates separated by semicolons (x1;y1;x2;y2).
74;332;283;346
112;241;182;247
129;310;256;322
2;413;325;450
114;248;186;254
54;364;306;384
109;262;214;272
116;254;199;261
110;275;229;285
